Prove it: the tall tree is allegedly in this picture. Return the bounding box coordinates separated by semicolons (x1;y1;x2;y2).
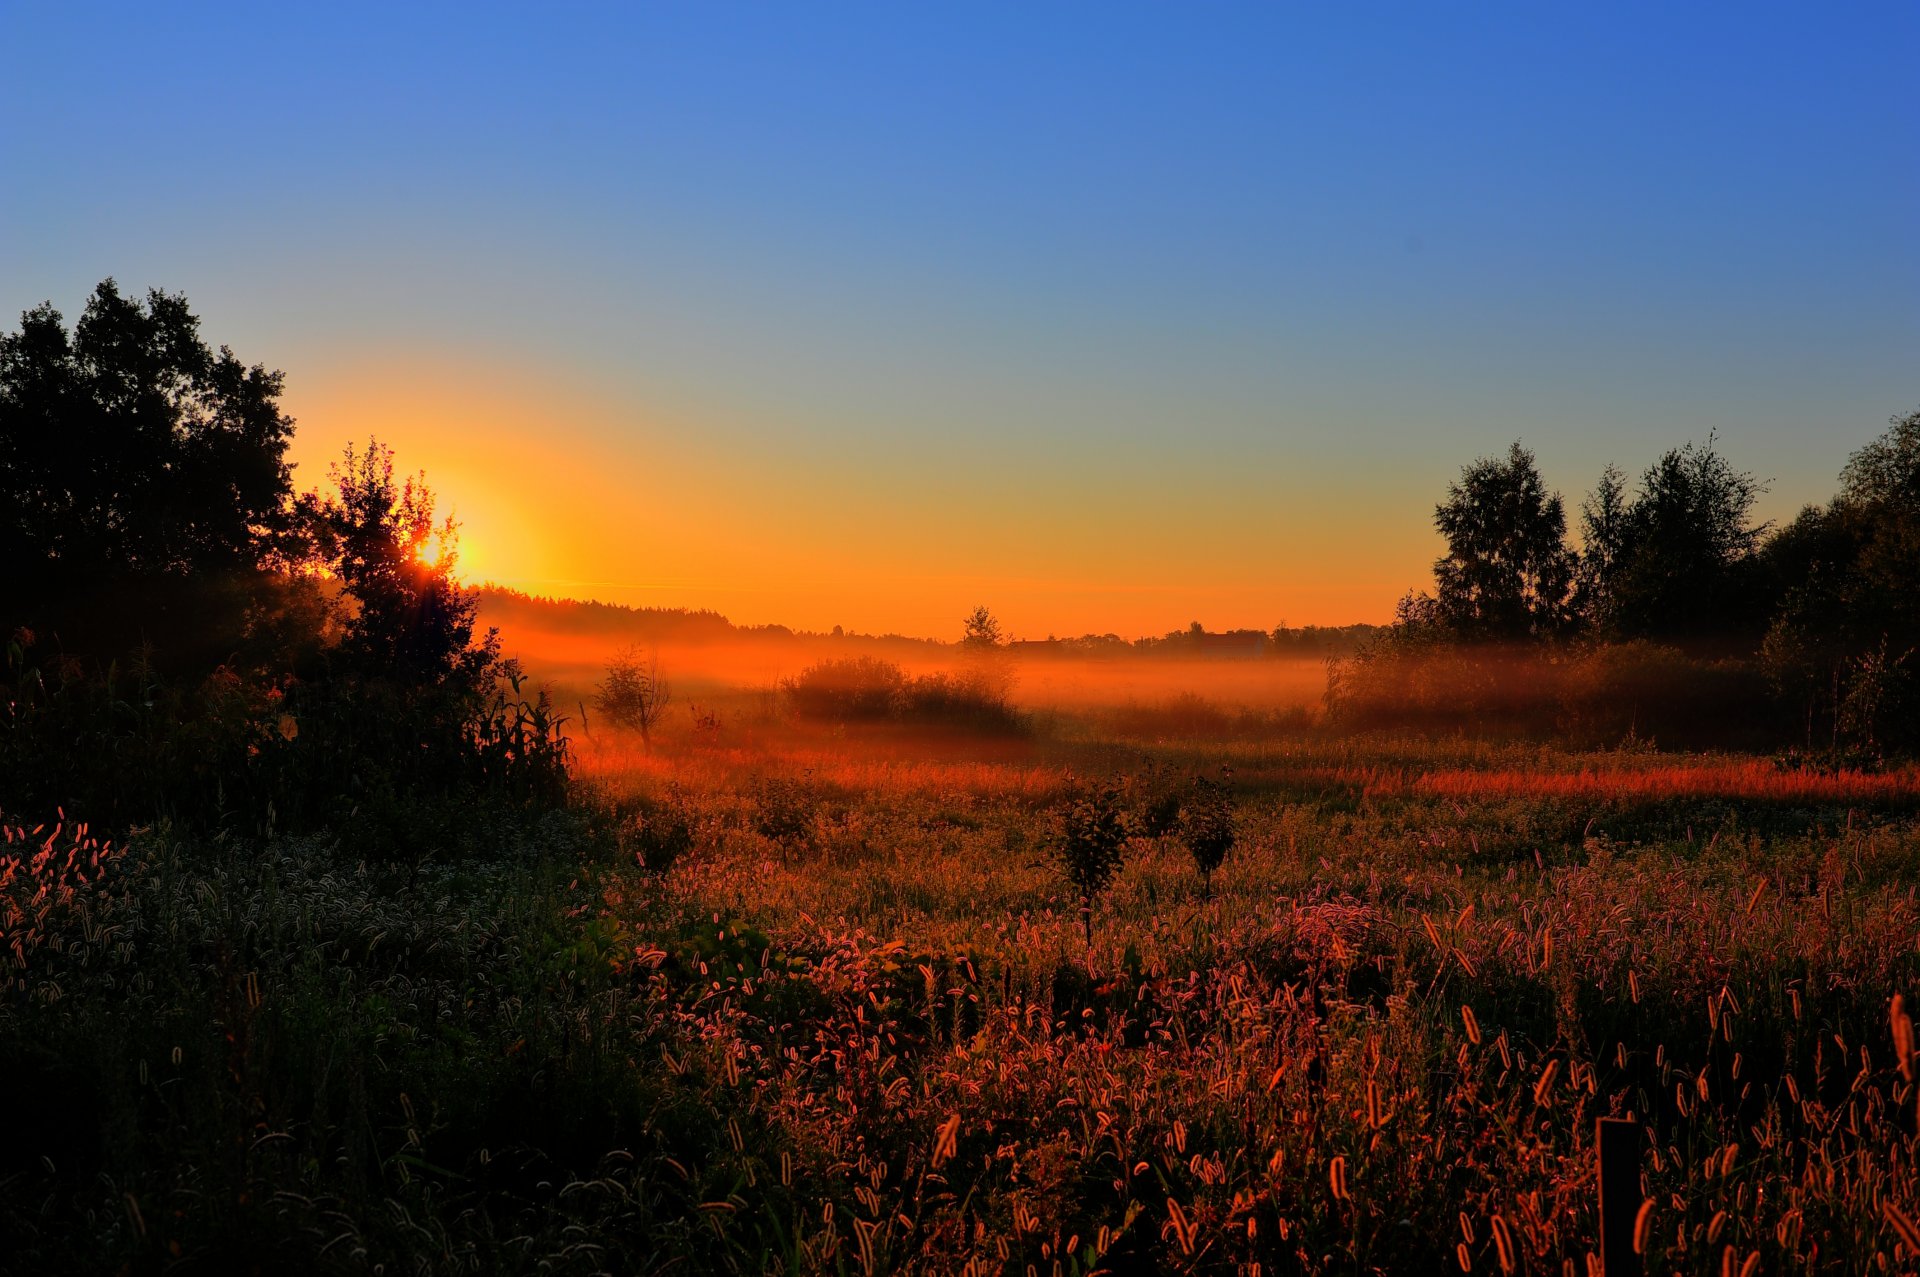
1575;464;1630;630
1606;435;1765;642
0;280;295;599
308;439;497;690
1430;442;1576;640
1834;407;1920;650
1759;409;1920;747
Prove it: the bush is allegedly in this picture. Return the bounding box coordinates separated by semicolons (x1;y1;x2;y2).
1178;770;1237;893
783;657;908;719
1054;778;1132;947
0;632;569;849
784;657;1026;732
900;669;1026;732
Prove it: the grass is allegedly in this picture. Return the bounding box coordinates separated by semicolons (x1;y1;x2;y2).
8;694;1920;1272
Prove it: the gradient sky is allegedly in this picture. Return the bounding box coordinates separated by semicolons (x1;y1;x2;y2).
4;3;1915;639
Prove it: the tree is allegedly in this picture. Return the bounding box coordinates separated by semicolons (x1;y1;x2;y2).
962;605;1004;648
1;279;297;631
960;604;1015;703
1178;769;1236;897
1757;408;1920;748
1605;435;1766;642
1575;464;1630;631
595;647;672;750
1055;779;1131;948
1833;408;1920;653
1430;442;1576;640
308;439;497;689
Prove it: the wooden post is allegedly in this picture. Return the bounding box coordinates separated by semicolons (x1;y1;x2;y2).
1597;1118;1643;1277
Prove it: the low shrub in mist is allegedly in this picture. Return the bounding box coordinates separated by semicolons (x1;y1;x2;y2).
783;656;909;719
784;656;1026;732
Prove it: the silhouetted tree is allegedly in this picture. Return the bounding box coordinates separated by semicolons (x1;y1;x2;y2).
1055;779;1131;947
1604;435;1766;643
1832;408;1920;651
1758;409;1920;748
960;604;1015;702
1431;442;1576;640
1575;464;1630;630
595;646;671;751
962;605;1004;648
1178;769;1236;897
307;439;497;690
1;279;297;631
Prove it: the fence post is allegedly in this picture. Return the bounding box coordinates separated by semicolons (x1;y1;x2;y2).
1597;1117;1643;1277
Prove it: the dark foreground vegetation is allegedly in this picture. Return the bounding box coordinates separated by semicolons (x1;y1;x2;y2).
6;284;1920;1274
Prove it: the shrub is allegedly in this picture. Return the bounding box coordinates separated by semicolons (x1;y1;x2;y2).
784;657;1026;732
783;657;908;719
1054;778;1132;947
0;632;569;848
899;669;1026;733
1178;769;1237;894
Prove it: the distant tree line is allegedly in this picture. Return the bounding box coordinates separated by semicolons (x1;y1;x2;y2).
1357;412;1920;752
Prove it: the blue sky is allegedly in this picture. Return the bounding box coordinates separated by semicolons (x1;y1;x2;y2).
3;3;1915;634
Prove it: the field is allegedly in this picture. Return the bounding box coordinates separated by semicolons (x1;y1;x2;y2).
8;653;1920;1274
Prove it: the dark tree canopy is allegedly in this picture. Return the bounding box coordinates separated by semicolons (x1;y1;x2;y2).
0;280;295;598
1431;442;1576;641
1759;409;1920;746
1602;435;1766;642
309;439;497;690
1834;408;1920;649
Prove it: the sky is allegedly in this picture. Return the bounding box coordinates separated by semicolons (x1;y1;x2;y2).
3;3;1915;639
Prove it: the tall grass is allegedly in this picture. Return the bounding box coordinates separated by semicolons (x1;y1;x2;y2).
10;715;1920;1271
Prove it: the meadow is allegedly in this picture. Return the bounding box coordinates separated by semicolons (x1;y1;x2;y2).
9;643;1920;1275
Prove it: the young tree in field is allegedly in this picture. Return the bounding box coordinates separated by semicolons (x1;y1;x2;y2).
1055;779;1131;948
1178;769;1236;897
596;647;672;751
1431;443;1577;641
308;439;497;690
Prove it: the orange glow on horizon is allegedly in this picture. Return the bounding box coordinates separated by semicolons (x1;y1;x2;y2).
282;352;1426;641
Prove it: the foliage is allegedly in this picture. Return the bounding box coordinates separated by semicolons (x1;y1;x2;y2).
1328;636;1775;748
784;656;910;719
1176;768;1236;892
961;604;1005;648
1575;462;1630;631
1836;642;1915;755
783;655;1026;732
0;628;568;848
306;438;498;690
0;280;297;605
21;731;1920;1272
1602;434;1767;642
1054;778;1132;945
1431;442;1577;640
594;646;672;749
